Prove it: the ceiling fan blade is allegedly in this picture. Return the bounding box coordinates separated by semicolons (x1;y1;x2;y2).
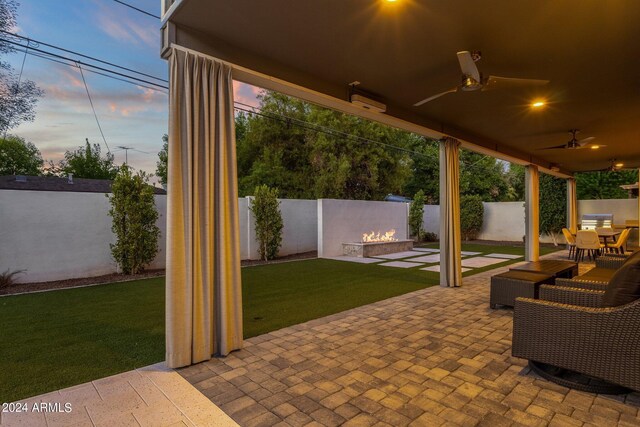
483;75;550;91
456;51;480;82
577;136;596;146
414;87;458;106
537;144;569;150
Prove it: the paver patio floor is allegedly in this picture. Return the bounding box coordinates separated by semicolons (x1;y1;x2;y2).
180;251;640;427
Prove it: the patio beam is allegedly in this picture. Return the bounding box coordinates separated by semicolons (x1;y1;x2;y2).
439;138;463;287
525;165;540;262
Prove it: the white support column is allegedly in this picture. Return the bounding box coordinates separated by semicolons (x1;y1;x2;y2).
525;165;540;262
439;138;462;287
567;178;578;234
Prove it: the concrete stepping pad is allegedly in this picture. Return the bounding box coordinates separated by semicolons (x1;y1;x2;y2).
421;265;472;273
484;253;523;259
407;254;441;263
326;256;382;264
461;256;509;268
378;261;424;268
373;251;426;260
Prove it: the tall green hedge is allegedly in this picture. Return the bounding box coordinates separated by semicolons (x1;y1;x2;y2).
540;173;567;244
460;195;484;240
107;166;160;274
250;185;284;261
409;190;425;240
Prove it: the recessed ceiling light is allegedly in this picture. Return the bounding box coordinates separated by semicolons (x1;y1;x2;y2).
590;145;600;150
531;101;545;108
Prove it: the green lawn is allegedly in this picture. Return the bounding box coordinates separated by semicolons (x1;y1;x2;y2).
0;243;561;402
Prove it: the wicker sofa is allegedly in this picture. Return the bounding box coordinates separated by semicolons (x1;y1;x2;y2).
512;252;640;392
553;254;627;290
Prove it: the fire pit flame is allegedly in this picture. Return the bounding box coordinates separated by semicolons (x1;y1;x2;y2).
362;229;397;243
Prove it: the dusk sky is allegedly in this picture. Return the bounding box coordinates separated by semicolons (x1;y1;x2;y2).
5;0;262;177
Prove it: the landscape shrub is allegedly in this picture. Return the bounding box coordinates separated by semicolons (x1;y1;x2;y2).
423;232;439;242
540;173;567;245
107;165;160;275
250;185;283;261
460;195;484;240
409;190;425;241
0;269;25;288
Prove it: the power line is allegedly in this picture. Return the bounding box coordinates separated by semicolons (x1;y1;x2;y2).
78;65;110;153
0;38;168;90
111;0;161;19
11;47;168;93
16;49;167;95
0;30;167;83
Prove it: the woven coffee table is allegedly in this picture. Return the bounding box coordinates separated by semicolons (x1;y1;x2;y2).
490;270;555;308
509;260;578;279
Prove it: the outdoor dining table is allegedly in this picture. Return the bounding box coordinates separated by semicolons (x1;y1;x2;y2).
595;229;621;247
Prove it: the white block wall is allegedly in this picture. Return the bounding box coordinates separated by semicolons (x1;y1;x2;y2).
477;202;525;242
0;190;167;283
244;197;317;259
1;190;636;284
318;199;409;257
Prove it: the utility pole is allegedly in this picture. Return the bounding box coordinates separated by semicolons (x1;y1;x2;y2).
115;146;149;165
116;146;132;164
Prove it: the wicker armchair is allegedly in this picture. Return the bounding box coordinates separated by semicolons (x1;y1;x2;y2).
512;290;640;392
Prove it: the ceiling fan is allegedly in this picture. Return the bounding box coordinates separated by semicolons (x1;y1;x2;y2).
538;129;603;150
598;159;634;172
414;51;549;106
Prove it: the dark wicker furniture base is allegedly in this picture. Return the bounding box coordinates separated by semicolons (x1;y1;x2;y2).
529;361;631;395
490;271;554;308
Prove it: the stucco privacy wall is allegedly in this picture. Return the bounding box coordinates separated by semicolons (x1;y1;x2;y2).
422;200;640;244
1;192;636;283
0;190;167;284
244;198;317;259
318;199;409;257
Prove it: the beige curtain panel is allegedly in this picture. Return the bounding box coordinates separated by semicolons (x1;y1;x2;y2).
567;178;578;235
166;47;243;368
439;138;462;288
525;165;540;262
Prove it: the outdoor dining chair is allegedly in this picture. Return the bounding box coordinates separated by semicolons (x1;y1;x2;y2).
575;229;604;262
562;228;576;260
606;228;631;254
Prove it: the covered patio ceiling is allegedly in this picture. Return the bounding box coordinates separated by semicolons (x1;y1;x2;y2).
163;0;640;174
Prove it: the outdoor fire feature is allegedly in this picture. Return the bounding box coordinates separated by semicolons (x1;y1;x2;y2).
342;229;413;257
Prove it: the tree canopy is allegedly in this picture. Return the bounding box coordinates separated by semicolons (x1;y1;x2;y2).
237;92;418;200
156;134;168;187
0;0;44;134
156;89;636;204
0;134;43;175
58;139;118;179
575;170;637;200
